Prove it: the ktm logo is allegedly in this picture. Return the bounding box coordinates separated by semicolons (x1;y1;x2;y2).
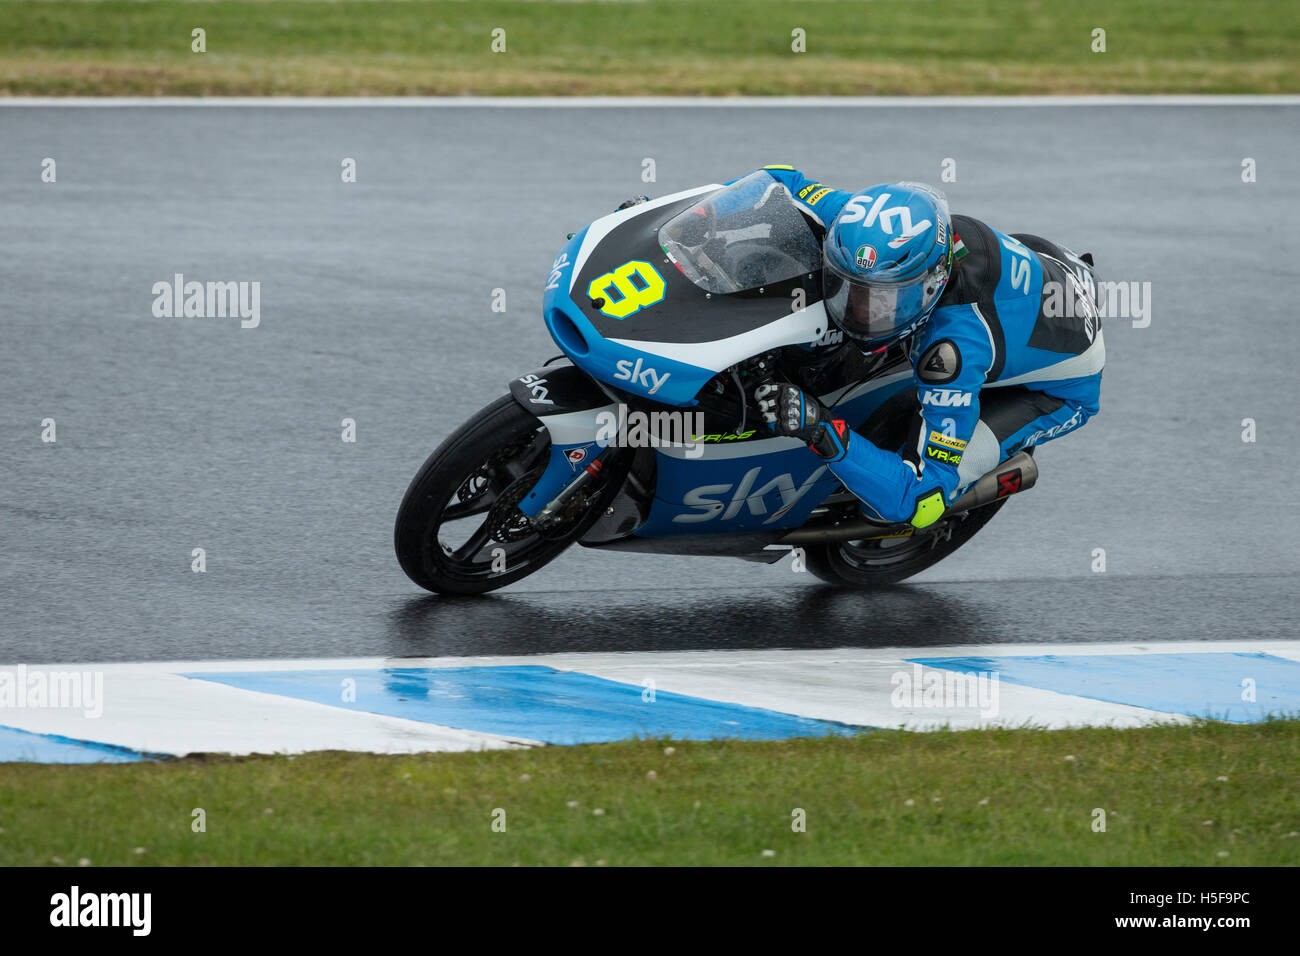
919;388;971;407
674;465;828;525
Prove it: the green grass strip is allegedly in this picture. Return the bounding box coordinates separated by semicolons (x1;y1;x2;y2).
2;719;1297;865
0;1;1297;96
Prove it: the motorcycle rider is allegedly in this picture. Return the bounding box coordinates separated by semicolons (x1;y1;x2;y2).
740;166;1105;528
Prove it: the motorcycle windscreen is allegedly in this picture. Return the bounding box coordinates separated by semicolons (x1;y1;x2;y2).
658;171;822;295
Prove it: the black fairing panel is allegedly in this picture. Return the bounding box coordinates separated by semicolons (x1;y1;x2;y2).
508;364;612;416
574;195;820;346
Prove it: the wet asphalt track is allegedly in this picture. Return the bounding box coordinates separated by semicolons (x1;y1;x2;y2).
1;101;1297;664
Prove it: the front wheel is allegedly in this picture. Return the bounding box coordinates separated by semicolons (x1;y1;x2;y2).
394;395;625;595
801;497;1009;588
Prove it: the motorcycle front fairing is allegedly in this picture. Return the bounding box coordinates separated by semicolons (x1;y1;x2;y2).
541;175;836;405
521;173;890;531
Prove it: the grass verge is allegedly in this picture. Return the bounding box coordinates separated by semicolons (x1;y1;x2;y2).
1;720;1297;865
0;1;1297;97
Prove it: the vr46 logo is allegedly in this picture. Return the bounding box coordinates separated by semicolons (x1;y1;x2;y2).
674;465;828;525
920;387;972;407
614;357;670;395
925;445;962;465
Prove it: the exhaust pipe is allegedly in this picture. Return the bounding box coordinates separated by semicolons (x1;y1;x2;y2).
944;450;1037;513
779;451;1038;545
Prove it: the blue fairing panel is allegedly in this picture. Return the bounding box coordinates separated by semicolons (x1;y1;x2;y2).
517;441;599;519
542;228;716;407
627;371;912;537
635;442;840;536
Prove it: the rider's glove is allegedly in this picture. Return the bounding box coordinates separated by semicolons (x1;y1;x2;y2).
754;382;850;461
617;195;651;210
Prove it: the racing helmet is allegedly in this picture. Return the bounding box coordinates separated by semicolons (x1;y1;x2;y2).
823;182;954;350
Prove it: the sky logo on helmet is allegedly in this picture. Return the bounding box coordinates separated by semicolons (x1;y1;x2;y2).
855;244;877;269
888;220;933;249
838;192;934;239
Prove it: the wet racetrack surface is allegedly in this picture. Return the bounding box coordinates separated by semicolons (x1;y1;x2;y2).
1;102;1296;663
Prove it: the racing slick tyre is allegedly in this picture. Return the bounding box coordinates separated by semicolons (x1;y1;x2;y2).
395;395;628;595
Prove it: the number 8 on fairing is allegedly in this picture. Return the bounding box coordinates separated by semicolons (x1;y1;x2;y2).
587;260;666;319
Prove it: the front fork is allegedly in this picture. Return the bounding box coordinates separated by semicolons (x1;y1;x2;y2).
507;365;626;529
531;448;617;533
515;404;622;524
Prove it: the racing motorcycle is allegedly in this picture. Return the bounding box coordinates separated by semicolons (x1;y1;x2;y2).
395;171;1040;595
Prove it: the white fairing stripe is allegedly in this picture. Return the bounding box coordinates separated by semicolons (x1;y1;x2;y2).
989;328;1106;388
538;405;620;446
818;366;914;407
570;184;722;287
609;302;830;372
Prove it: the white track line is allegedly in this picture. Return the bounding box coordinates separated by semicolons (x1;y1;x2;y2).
4;641;1294;753
24;640;1300;674
1;95;1299;108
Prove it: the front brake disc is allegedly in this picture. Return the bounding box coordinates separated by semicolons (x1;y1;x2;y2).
486;467;543;543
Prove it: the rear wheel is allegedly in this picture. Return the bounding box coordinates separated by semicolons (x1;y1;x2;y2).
394;396;625;595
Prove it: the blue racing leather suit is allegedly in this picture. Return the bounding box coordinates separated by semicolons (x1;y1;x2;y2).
756;165;1105;526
